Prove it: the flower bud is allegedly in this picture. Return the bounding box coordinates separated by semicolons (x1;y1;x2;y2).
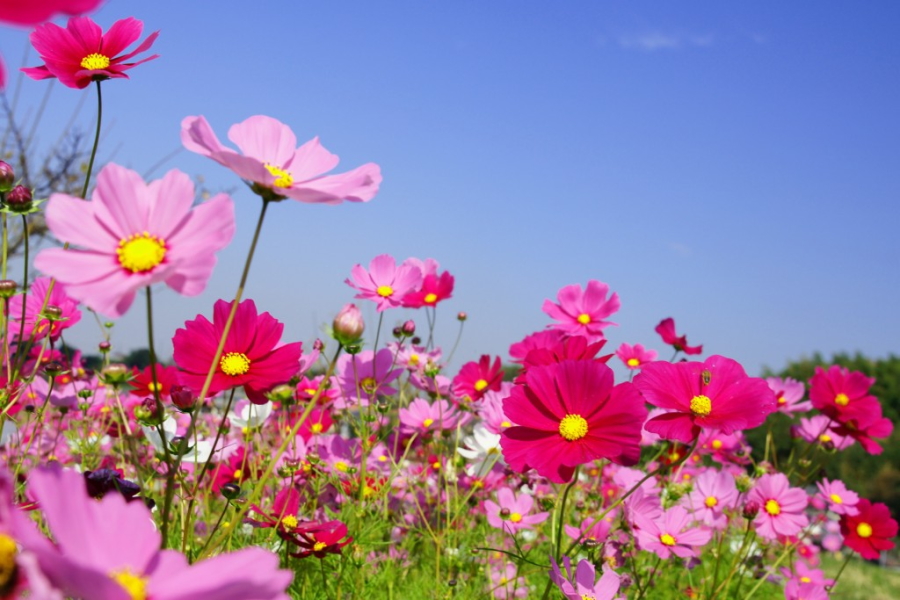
169;385;195;412
43;361;65;377
734;474;753;493
98;341;111;353
135;397;164;426
43;305;63;320
100;363;130;387
4;185;33;212
221;482;241;500
0;161;14;192
742;500;761;519
401;320;416;336
457;311;467;322
333;303;364;346
313;338;324;352
411;336;422;346
0;280;16;298
499;508;510;520
392;326;402;339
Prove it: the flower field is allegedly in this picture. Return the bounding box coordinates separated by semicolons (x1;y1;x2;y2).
0;3;896;600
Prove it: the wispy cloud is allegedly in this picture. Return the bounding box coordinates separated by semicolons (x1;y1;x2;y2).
617;32;714;52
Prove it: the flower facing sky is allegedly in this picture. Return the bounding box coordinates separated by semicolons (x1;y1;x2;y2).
345;254;423;312
182;115;381;204
542;280;620;342
500;359;647;483
22;16;159;89
616;342;657;370
173;299;302;404
655;317;703;355
34;164;235;318
746;473;809;541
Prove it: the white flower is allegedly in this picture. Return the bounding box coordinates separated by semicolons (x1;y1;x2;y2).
457;423;503;476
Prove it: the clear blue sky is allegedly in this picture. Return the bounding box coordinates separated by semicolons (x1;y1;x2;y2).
2;1;898;377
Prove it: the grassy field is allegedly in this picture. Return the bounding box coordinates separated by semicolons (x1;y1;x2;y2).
821;554;900;600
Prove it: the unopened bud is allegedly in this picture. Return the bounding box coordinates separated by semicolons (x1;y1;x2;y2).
43;361;65;377
101;363;130;387
312;338;324;352
4;185;33;211
402;320;416;336
499;508;510;520
43;305;63;320
457;311;467;322
0;280;16;298
135;397;164;426
411;336;421;346
269;384;294;403
734;474;753;493
0;161;14;192
392;326;402;338
333;303;364;346
221;482;241;500
742;500;760;519
98;341;111;353
169;385;195;412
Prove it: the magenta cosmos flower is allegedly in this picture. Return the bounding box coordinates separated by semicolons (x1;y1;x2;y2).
655;317;703;355
9;276;81;342
173;299;303;404
747;473;809;541
12;466;292;600
616;342;657;370
34;164;234;318
345;254;423;312
182;115;381;204
635;505;712;559
22;16;159;89
839;499;897;560
0;0;102;26
542;280;620;342
500;359;647;483
634;355;776;444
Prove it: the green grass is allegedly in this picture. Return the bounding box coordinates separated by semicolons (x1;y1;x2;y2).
821;554;900;600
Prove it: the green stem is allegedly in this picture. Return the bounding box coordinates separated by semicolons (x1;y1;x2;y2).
826;553;853;593
80;81;103;200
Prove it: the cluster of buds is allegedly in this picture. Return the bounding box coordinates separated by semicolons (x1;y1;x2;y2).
0;161;35;212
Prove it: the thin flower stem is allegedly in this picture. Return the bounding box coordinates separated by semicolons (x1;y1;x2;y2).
825;552;852;593
555;467;579;562
445;318;465;365
79;81;103;200
740;539;800;600
14;215;28;367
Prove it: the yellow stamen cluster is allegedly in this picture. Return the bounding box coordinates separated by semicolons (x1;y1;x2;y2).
690;394;712;417
219;352;251;376
509;512;523;523
626;358;640;367
376;285;393;297
474;379;489;392
424;293;438;304
264;163;293;188
281;515;299;529
576;313;591;325
117;232;166;273
0;534;17;589
313;541;328;552
764;499;781;516
829;493;843;504
705;496;718;508
422;418;434;428
856;523;873;538
834;393;850;406
558;414;589;441
360;377;378;394
81;53;110;70
110;568;148;600
659;533;677;546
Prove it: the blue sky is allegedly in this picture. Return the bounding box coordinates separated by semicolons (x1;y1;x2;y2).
1;1;898;377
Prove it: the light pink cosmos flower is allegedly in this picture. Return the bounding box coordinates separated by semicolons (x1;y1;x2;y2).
182;115;381;204
796;415;854;450
12;466;292;600
766;377;811;415
22;16;159;89
399;397;461;434
9;277;81;342
549;557;622;600
345;254;423;312
634;505;712;559
484;487;549;535
616;342;657;370
682;469;739;530
487;562;528;599
815;478;859;516
747;473;809;541
334;348;403;409
542;280;620;342
34;163;235;318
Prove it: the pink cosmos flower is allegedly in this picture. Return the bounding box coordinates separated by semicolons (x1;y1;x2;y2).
484;487;548;535
766;377;811;415
173;299;303;404
634;355;777;444
34;163;235;318
564;517;612;546
487;562;528;599
829;403;893;455
549;557;622;600
747;473;809;541
399;398;460;434
12;466;292;600
182;115;381;204
401;258;455;308
514;335;610;383
795;415;854;450
542;280;620;342
334;348;403;409
0;0;102;26
452;354;503;404
809;365;878;423
508;330;565;363
682;469;739;530
635;505;712;559
8;276;81;342
500;359;648;483
655;317;703;355
22;16;159;89
815;478;859;516
345;254;423;312
616;342;657;370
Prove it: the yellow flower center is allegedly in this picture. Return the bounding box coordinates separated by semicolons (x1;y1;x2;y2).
659;533;677;546
558;414;589;441
81;53;111;70
582;595;597;600
110;568;148;600
819;434;832;443
360;377;378;394
219;352;250;376
232;469;243;480
800;576;811;583
424;293;438;304
690;394;712;417
117;232;166;273
409;354;420;366
829;493;843;504
834;393;850;406
264;163;294;188
498;577;508;585
474;379;489;392
334;461;349;472
147;382;161;392
856;522;873;538
711;439;723;450
501;420;512;428
509;512;522;523
376;285;393;298
765;499;781;516
310;423;324;434
576;313;591;325
281;515;298;529
0;534;17;588
705;496;718;508
777;396;786;405
627;358;640;367
313;541;328;552
422;418;434;428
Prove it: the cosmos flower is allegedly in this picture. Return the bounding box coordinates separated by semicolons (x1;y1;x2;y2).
634;505;712;559
633;355;776;444
8;276;81;342
500;359;647;484
173;299;303;404
682;469;739;530
839;499;897;560
452;355;503;404
0;0;102;26
484;487;549;535
399;398;461;434
34;164;235;318
401;258;455;308
765;377;811;415
542;280;620;342
746;473;809;541
655;317;703;355
345;254;422;312
549;557;621;600
182;115;381;204
22;16;159;89
809;365;879;422
616;342;658;370
815;478;859;516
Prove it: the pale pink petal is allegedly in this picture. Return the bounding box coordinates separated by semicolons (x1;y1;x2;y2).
228;115;297;165
283;163;382;204
91;163;152;238
145;168;195;235
43;193;116;251
285;136;339;181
